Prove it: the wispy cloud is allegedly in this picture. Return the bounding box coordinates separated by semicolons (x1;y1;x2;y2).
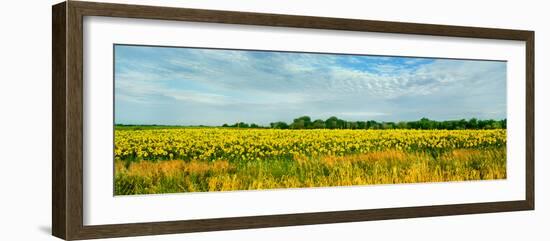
114;45;506;125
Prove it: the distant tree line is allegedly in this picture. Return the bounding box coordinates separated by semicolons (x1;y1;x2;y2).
222;122;263;128
222;116;506;130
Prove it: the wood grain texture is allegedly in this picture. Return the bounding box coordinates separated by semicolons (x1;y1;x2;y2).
66;2;85;240
52;1;535;240
525;32;535;209
52;2;67;239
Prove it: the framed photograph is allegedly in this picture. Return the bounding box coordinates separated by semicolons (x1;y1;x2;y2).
52;1;534;240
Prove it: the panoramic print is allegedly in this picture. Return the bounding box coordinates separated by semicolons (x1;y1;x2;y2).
113;44;507;195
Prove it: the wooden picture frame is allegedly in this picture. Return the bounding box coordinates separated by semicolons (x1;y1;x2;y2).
52;1;534;240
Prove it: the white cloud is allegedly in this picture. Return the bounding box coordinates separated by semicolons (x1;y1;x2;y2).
114;45;506;124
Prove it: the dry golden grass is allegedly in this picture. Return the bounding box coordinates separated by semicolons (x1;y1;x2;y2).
115;148;506;195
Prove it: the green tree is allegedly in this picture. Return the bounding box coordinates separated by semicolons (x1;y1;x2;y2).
270;121;289;129
312;119;326;129
325;116;339;129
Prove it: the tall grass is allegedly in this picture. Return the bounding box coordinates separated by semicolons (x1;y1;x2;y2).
115;147;506;195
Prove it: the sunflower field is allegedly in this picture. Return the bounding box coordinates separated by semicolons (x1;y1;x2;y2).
114;128;506;195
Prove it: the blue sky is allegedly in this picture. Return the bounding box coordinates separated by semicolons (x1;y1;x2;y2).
114;45;506;126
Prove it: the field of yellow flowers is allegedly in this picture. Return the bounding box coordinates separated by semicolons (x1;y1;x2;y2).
114;128;506;195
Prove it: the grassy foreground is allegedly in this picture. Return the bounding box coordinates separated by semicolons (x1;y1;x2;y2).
115;147;506;195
